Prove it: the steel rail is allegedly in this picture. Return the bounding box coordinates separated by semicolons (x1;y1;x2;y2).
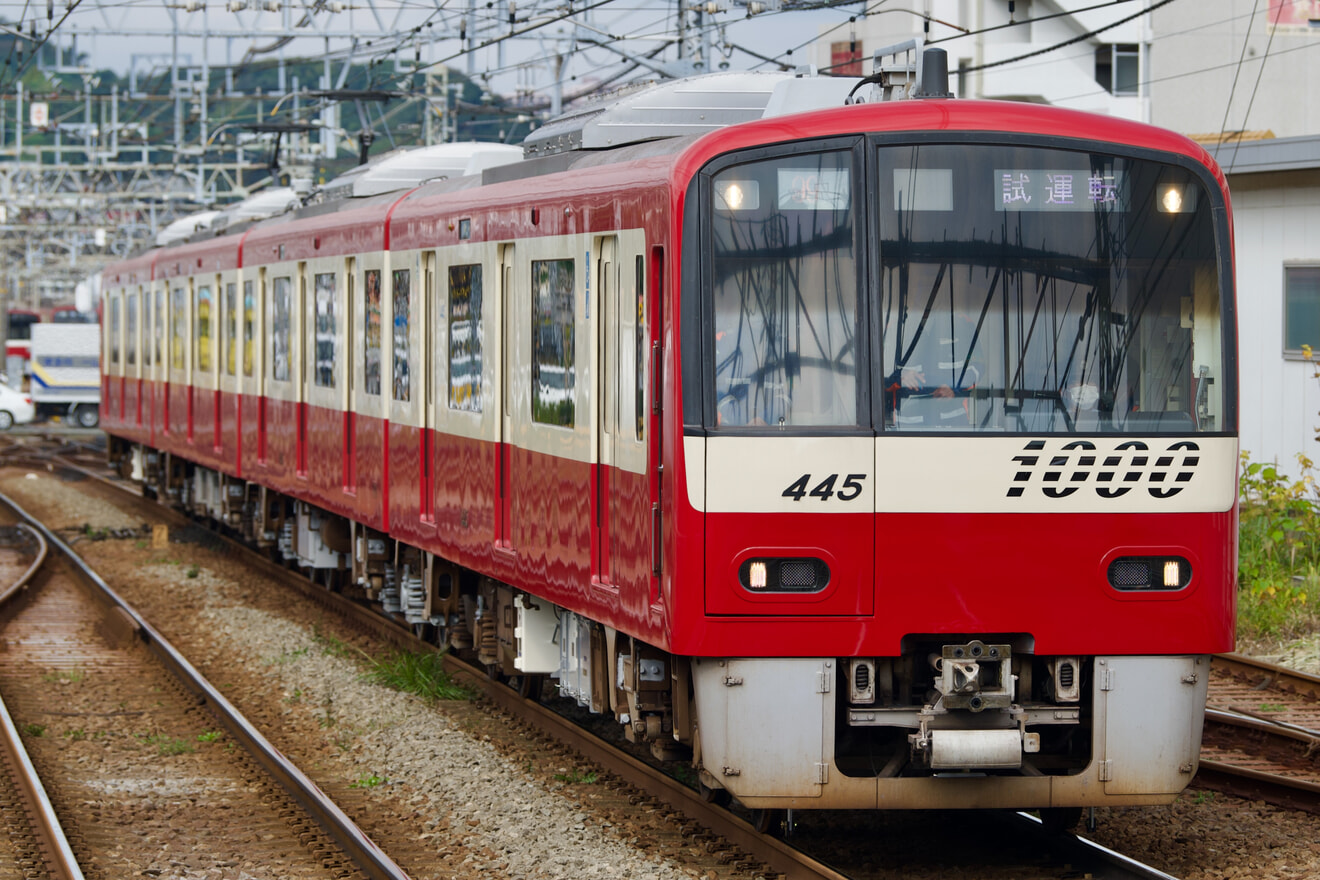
1212;652;1320;699
0;488;414;880
1004;812;1181;880
1196;707;1320;815
0;516;84;880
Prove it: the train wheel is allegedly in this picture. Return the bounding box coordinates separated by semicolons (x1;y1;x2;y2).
752;809;785;836
515;674;544;701
1039;806;1083;834
699;782;731;807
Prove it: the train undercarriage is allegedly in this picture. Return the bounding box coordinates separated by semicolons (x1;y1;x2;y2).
110;436;1211;817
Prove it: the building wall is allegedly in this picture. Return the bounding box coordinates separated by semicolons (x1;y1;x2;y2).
1149;0;1320;139
1227;169;1320;476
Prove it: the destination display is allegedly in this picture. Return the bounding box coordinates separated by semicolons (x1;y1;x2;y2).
994;168;1125;213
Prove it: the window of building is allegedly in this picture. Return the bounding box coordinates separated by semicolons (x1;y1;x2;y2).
196;285;213;372
1096;44;1139;96
532;258;576;427
448;264;483;412
1285;266;1320;354
364;269;382;395
271;276;292;381
392;269;411;402
314;272;336;388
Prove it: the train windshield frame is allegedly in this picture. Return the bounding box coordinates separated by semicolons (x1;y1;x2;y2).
688;133;1236;437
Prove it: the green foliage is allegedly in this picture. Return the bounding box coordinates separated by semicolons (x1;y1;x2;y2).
1238;453;1320;643
362;650;473;702
42;668;84;684
553;769;599;785
350;773;388;789
186;564;200;579
197;730;222;743
22;723;45;737
64;728;86;741
140;733;194;756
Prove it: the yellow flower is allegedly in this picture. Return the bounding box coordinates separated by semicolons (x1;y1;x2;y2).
1306;344;1315;361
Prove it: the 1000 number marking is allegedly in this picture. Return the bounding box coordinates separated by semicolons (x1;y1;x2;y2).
782;473;867;502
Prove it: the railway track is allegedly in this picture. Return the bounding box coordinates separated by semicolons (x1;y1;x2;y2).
1199;653;1320;813
0;445;1184;880
0;488;411;879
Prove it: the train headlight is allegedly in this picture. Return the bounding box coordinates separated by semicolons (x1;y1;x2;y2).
738;557;830;593
1157;183;1197;213
1107;556;1191;591
715;180;760;212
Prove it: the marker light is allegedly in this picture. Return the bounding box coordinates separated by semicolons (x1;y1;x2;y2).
749;560;768;589
738;557;830;593
1107;556;1192;591
1163;560;1181;588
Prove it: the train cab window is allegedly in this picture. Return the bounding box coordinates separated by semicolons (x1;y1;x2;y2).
271;276;293;382
447;264;483;412
392;269;411;402
225;283;237;376
363;269;382;396
126;293;137;368
196;285;213;373
708;149;862;429
876;143;1226;433
314;272;336;388
171;287;187;371
242;281;255;377
532;258;576;427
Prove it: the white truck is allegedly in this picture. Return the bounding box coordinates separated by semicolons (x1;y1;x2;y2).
29;323;101;428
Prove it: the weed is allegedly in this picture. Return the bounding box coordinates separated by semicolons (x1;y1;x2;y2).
64;729;87;741
269;646;310;667
140;733;194;756
197;730;222;743
363;651;474;702
350;773;388;789
1237;454;1320;644
134;539;147;550
285;688;303;704
186;564;200;579
42;668;84;684
553;769;599;785
312;624;364;661
22;723;45;737
334;731;356;752
1259;703;1288;712
1193;790;1215;805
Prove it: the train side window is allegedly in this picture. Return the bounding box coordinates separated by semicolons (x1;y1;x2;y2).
392;268;411;402
171;286;187;371
225;283;237;376
155;289;164;368
363;269;382;396
110;294;122;367
270;276;293;382
531;258;575;427
635;254;645;440
196;285;213;373
242;281;255;377
126;292;137;368
447;263;483;413
314;272;336;388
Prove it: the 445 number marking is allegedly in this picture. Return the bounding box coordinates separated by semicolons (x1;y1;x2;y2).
782;473;867;502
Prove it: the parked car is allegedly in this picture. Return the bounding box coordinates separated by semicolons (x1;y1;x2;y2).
0;382;35;429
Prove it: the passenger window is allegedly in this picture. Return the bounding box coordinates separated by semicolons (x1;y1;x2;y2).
447;264;483;412
271;276;292;382
532;258;575;427
314;272;336;388
126;293;138;368
242;281;255;377
110;294;121;367
392;269;411;402
363;269;382;396
171;287;187;371
225;283;237;376
196;285;213;372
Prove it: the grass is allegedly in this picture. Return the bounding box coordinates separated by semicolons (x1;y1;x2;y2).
362;650;474;702
22;723;45;737
140;733;194;756
350;773;388;789
41;668;84;684
553;769;599;785
1237;454;1320;646
197;730;222;743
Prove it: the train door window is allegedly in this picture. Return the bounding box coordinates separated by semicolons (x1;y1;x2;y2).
531;258;575;427
171;286;187;371
196;284;213;373
364;269;383;396
126;292;138;368
271;276;293;382
225;283;237;376
242;281;255;377
392;268;411;402
110;294;121;368
448;264;484;412
314;272;336;388
345;260;355;397
155;288;165;369
635;255;645;440
707;148;862;429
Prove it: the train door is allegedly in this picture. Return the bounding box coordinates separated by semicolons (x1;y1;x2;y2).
496;243;516;550
593;236;619;584
297;262;308;476
421;253;436;522
257;269;269;463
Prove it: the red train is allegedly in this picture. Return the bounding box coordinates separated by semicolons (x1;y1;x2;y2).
101;54;1237;828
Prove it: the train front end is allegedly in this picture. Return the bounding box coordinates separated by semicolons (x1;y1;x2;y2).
674;99;1236;812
